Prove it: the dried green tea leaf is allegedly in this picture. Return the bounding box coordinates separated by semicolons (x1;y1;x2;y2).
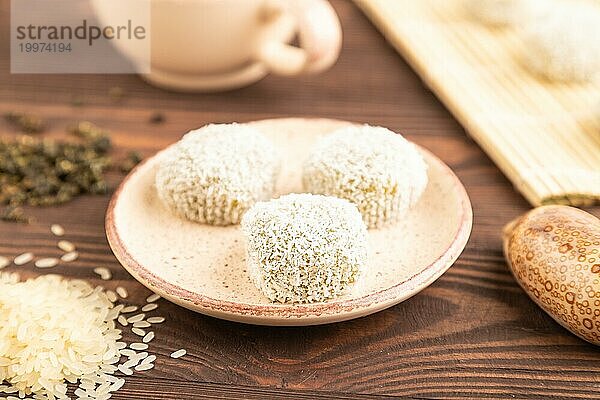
0;120;141;222
0;205;32;223
4;112;45;134
0;135;111;209
119;151;143;173
108;86;125;103
70;96;84;107
67;121;112;153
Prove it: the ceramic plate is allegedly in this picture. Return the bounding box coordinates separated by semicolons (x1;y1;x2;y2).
106;118;472;326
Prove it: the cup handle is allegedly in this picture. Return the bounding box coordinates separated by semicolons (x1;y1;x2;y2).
256;0;342;76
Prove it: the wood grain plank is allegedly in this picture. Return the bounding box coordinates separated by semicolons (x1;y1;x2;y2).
102;378;394;400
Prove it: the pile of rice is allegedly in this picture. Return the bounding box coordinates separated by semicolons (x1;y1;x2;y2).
0;273;143;399
241;193;368;304
155;123;281;226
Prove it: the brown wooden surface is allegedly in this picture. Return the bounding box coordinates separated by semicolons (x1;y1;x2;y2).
1;1;599;399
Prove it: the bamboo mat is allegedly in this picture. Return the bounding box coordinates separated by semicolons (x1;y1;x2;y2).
355;0;600;207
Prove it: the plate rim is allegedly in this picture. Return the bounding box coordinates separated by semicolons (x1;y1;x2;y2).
105;117;473;322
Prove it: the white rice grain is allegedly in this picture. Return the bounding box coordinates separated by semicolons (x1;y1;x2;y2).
142;331;155;343
130;351;148;361
109;378;125;392
117;365;133;376
130;343;148;351
141;303;158;312
93;267;112;280
146;293;161;303
135;363;154;371
122;359;139;369
57;240;75;252
106;290;118;303
13;252;33;265
106;304;124;320
34;258;59;268
115;286;128;299
50;224;65;236
119;349;136;357
140;355;156;365
60;251;79;262
170;349;186;359
131;328;146;336
127;313;145;323
100;365;118;374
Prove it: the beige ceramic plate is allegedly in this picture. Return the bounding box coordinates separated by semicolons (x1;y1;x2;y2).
106;118;472;326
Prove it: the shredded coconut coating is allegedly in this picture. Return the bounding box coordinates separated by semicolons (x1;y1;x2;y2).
302;125;428;229
241;193;368;304
521;1;600;82
155;123;280;226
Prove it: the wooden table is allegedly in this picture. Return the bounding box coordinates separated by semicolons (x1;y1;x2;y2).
1;1;599;399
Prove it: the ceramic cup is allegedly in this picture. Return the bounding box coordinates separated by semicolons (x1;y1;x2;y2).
91;0;342;92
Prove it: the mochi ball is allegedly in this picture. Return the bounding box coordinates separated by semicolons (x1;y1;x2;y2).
155;123;280;225
241;193;368;304
302;125;428;229
521;1;600;82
